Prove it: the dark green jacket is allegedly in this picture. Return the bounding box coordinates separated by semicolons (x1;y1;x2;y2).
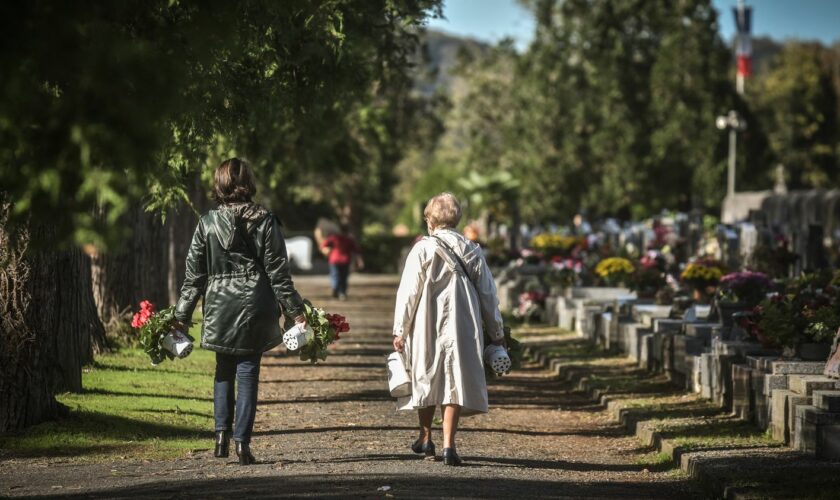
175;203;305;356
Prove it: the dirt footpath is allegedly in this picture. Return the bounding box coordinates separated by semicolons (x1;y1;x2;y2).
0;275;701;499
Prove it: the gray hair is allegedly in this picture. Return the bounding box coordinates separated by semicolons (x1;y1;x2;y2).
424;192;462;229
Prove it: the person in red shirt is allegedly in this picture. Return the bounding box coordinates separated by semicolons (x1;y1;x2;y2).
320;226;363;300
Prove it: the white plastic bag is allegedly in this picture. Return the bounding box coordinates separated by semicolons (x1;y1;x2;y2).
386;351;411;397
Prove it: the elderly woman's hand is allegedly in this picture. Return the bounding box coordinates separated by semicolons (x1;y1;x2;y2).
393;336;406;353
492;337;507;348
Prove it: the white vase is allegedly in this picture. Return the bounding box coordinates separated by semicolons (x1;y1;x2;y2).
283;323;310;351
386;351;411;398
162;330;193;358
484;344;512;374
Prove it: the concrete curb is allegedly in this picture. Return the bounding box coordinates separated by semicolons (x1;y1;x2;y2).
522;342;814;499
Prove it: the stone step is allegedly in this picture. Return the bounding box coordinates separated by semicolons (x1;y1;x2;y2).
794;405;840;457
788;375;839;396
813;390;840;412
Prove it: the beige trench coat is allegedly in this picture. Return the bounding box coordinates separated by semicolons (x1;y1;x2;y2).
392;228;504;416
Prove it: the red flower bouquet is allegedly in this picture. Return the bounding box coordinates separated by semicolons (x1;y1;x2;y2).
283;302;349;363
131;300;193;365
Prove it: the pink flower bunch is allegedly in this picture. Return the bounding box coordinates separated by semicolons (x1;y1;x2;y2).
550;256;584;273
131;300;156;328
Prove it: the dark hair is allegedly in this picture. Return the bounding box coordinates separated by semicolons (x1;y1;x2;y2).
214;158;256;204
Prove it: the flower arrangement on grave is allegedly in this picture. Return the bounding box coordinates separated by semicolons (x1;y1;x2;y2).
629;265;666;297
717;271;773;307
747;236;799;279
284;302;349;363
517;248;545;266
530;234;584;257
513;289;548;322
594;257;634;286
680;261;723;289
742;271;840;350
131;300;194;365
546;256;584;290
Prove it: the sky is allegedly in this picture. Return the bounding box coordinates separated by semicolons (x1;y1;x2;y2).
427;0;840;50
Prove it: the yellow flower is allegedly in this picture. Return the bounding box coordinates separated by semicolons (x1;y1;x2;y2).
531;234;582;253
681;263;723;283
595;257;634;278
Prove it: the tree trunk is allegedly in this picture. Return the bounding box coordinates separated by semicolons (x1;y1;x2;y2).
1;204;104;431
167;174;209;304
91;205;170;327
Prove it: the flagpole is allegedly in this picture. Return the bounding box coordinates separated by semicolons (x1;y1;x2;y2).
736;0;746;95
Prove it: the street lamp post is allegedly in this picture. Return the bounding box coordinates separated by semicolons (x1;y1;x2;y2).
716;110;747;197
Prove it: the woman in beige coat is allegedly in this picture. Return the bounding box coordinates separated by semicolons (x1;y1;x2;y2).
392;192;505;466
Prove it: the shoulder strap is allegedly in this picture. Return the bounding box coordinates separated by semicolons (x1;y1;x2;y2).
431;235;476;290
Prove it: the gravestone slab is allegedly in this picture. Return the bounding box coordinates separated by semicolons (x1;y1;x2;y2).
571;286;633;300
732;363;753;421
752;367;770;430
633;304;672;326
653;318;683;333
621;323;647;361
747;355;778;372
819;424;840;460
673;335;706;377
598;312;613;349
639;332;655;371
685;323;717;343
771;361;826;375
813;390;840;412
764;374;789;395
712;354;740;409
770;389;810;443
794;406;840;455
701;353;715;398
788;375;840;396
558;298;575;330
691;355;703;393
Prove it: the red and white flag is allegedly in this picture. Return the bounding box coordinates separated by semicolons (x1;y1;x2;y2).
733;4;753;77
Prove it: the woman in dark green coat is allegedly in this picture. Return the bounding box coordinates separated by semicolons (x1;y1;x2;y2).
175;158;306;465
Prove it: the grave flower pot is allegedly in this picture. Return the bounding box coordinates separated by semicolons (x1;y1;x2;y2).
797;342;832;361
716;300;750;328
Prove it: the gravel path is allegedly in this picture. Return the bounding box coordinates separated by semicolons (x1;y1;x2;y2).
1;275;701;499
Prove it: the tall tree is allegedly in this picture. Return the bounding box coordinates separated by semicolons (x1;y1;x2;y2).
0;0;441;431
753;42;839;188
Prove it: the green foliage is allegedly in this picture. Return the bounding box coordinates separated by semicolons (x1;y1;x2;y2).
361;234;416;273
752;272;840;348
295;302;347;364
752;42;839;188
0;0;443;248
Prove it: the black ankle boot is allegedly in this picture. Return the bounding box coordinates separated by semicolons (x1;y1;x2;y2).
236;441;255;465
214;431;230;458
442;448;462;466
410;437;435;458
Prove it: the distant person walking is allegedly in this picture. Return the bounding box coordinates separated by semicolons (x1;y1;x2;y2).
320;225;363;300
